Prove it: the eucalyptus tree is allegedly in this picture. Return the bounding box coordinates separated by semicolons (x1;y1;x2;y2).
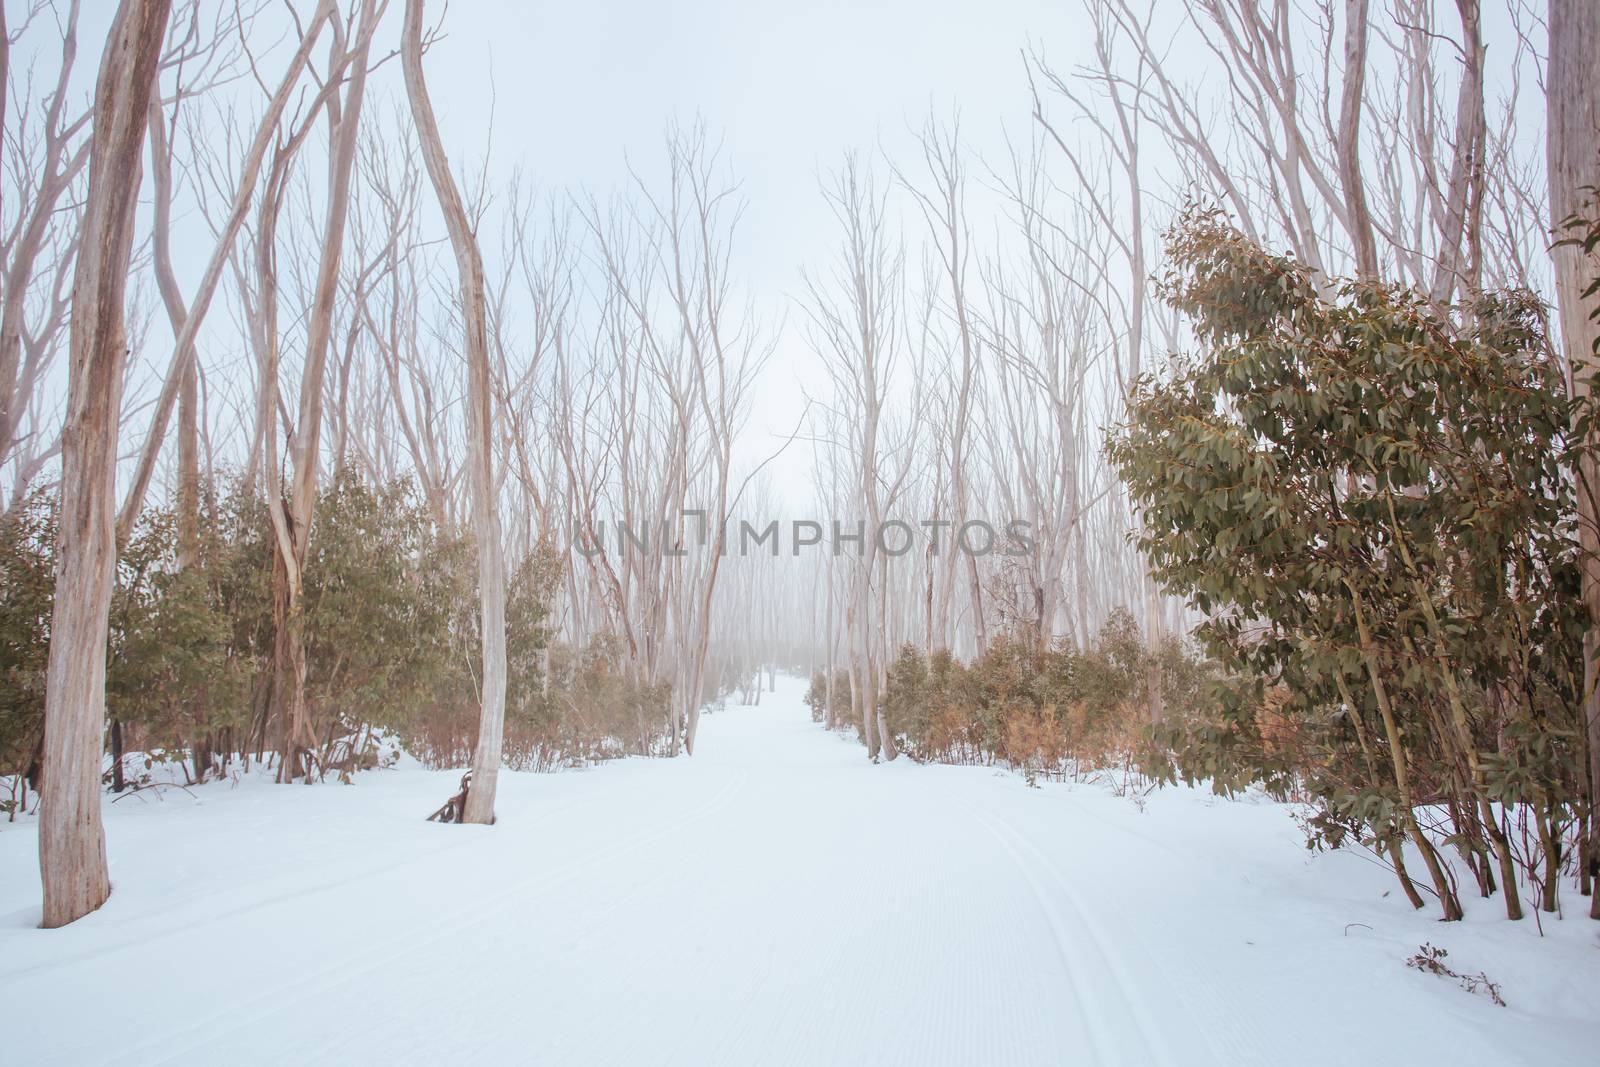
982;137;1111;653
805;155;928;760
119;0;340;539
897;117;988;657
576;127;767;754
38;0;171;930
402;0;505;821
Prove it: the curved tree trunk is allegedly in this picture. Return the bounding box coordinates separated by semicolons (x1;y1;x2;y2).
1335;0;1377;280
402;0;507;824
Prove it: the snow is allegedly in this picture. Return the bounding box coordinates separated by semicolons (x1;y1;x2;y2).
2;675;1597;1065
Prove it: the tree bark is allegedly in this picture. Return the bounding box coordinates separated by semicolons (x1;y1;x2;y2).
38;0;170;929
1430;0;1485;307
1547;0;1600;920
1336;0;1378;279
275;5;375;782
402;0;507;824
145;96;200;565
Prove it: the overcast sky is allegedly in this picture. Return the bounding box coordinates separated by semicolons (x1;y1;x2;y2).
35;1;1530;506
409;0;1090;497
423;0;1082;276
25;0;1086;499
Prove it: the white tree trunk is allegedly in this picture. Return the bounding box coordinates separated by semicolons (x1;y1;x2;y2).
403;0;507;824
1336;0;1378;280
276;4;377;781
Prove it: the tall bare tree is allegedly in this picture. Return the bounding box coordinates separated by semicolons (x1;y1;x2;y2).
402;0;506;822
38;0;170;929
807;156;918;760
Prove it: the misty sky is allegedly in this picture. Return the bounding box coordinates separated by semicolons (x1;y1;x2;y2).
34;1;1528;506
417;0;1090;497
424;0;1083;282
34;0;1086;500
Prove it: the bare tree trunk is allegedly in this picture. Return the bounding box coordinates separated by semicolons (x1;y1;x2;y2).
108;718;125;794
0;6;7;199
1336;0;1378;279
38;0;170;929
146;95;199;564
1429;0;1485;307
403;0;506;824
1548;0;1600;920
275;4;376;782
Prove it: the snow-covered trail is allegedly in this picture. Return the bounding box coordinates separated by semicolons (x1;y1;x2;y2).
2;675;1596;1065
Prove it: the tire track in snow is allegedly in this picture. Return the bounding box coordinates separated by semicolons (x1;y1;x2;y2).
110;768;751;1066
911;778;1062;1066
970;805;1191;1067
997;791;1274;1067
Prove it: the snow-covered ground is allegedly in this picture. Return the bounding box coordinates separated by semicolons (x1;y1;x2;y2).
2;675;1596;1065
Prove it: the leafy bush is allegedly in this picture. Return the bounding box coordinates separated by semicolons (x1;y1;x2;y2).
0;490;54;806
1;470;676;794
804;667;853;728
879;610;1219;779
1106;209;1587;920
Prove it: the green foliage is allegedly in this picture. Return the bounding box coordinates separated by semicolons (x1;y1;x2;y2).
500;539;564;759
108;503;250;757
0;489;55;784
301;471;474;747
1106;208;1588;916
879;611;1218;778
0;467;682;794
804;667;852;725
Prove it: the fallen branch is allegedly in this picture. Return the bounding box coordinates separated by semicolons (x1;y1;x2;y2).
1406;944;1506;1007
426;772;472;824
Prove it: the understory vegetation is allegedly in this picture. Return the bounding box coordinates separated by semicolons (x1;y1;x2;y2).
1107;211;1594;921
0;472;689;815
807;610;1213;785
806;206;1600;926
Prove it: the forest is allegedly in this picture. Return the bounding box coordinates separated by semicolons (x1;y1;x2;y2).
1;0;1599;1061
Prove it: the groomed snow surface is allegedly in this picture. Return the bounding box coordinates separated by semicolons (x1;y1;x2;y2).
2;675;1597;1065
